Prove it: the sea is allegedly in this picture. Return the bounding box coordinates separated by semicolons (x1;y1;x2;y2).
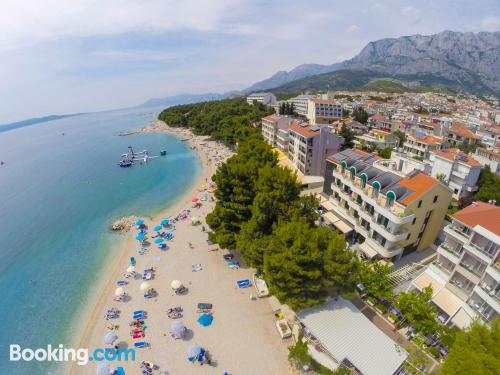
0;107;201;374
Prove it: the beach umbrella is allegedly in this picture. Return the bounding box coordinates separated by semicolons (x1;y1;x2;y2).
187;344;202;362
154;238;164;244
114;287;124;296
126;266;135;273
135;219;144;226
170;320;186;336
103;331;118;345
153;225;162;232
191;197;199;202
197;314;213;327
161;219;169;225
171;280;182;290
96;363;111;375
135;233;145;241
140;282;150;291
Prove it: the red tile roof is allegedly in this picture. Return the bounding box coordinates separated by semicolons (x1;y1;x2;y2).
432;148;481;167
449;124;479;140
262;114;282;122
408;134;447;145
453;202;500;236
398;172;439;205
289;123;321;138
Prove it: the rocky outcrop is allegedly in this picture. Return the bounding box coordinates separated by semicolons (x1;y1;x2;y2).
111;216;138;232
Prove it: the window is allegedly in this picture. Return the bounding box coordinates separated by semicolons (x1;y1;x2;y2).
418;200;422;208
412;218;416;225
406;233;411;240
433;195;438;203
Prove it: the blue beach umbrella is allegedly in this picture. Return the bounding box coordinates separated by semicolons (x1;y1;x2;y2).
197;314;213;327
136;233;145;241
153;225;162;232
136;219;144;226
154;238;164;244
187;345;202;362
161;219;169;225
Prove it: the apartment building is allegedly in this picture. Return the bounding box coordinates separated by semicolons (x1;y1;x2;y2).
306;99;343;124
411;202;499;329
288;123;343;176
320;149;452;261
354;129;399;150
474;147;500;175
246;92;277;106
288;94;316;116
368;114;399;132
403;132;448;159
261;115;294;147
447;124;479;146
429;149;481;200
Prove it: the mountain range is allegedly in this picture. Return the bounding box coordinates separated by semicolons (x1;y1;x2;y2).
245;30;500;96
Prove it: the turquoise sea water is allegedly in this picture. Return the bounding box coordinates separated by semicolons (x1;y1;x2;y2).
0;107;200;374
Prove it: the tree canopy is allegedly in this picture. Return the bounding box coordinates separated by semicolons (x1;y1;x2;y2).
440;319;500;375
352;107;369;124
394;286;439;335
476;165;500;204
377;147;392;159
358;261;393;301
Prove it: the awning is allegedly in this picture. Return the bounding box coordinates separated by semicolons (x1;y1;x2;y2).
432;287;463;317
316;193;327;204
359;242;378;259
450;307;474;329
333;220;353;234
321;200;336;211
413;270;445;295
324;211;341;224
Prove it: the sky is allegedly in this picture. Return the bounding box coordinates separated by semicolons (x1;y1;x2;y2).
0;0;499;124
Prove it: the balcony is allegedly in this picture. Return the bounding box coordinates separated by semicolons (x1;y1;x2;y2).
486;264;500;282
448;279;473;300
455;264;481;284
444;225;470;243
437;244;461;264
464;242;494;264
430;260;452;280
477;282;500;304
467;296;499;322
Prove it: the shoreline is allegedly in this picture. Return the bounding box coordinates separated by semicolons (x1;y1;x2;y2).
69;120;292;375
68;121;224;374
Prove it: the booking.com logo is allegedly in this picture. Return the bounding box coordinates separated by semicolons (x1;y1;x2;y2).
10;344;135;366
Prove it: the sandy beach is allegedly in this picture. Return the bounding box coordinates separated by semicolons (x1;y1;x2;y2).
70;121;293;375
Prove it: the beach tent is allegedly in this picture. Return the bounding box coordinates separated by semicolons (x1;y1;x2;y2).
154;238;164;244
103;331;118;345
171;280;183;290
114;287;125;296
135;219;144;226
96;363;112;375
170;320;186;338
135;233;145;241
140;282;150;291
161;219;170;226
187;345;202;362
153;225;162;232
197;314;213;327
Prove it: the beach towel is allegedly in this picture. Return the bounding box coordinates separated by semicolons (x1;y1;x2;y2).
191;264;203;272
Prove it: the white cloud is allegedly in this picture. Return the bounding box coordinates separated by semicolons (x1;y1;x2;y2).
401;5;423;24
0;0;245;51
345;24;360;33
480;16;500;31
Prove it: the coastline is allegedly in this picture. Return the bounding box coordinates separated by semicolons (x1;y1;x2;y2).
67;121;221;374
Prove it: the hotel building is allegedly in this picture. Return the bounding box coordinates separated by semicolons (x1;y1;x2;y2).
246;92;277;106
320;149;452;261
411;202;499;329
288;123;343;176
306;99;343;124
354;129;399;150
261;115;295;148
403;132;448;159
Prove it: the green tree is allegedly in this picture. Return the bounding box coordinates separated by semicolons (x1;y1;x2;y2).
392;129;406;147
352;107;369;124
476;165;500;204
394;286;438;335
339;124;355;150
358;261;394;301
377;147;392;159
440;320;500;375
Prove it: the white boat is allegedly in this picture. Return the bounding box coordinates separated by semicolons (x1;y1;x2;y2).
275;319;292;339
253;274;269;297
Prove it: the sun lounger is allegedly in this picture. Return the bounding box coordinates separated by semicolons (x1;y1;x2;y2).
237;279;251;288
134;341;147;348
116;280;127;286
196;303;213;313
133;331;145;339
223;253;234;261
227;261;239;269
